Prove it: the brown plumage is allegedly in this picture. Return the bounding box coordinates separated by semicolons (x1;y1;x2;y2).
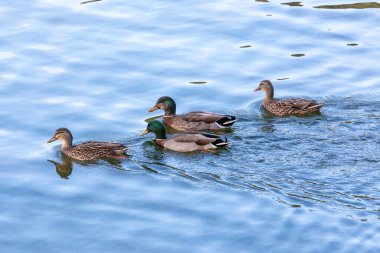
47;128;127;161
254;80;323;116
148;96;236;131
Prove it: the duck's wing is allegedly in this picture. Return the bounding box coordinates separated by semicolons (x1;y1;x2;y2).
76;141;127;156
278;98;323;110
180;111;236;126
172;133;228;147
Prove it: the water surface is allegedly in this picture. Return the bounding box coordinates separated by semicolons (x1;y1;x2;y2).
0;0;379;252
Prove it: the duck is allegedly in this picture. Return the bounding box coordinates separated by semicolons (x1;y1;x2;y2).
140;120;229;152
148;96;236;131
254;80;324;116
47;128;127;161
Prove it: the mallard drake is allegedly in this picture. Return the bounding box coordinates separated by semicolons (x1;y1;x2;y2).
254;80;324;116
47;128;127;161
148;96;236;131
141;120;228;152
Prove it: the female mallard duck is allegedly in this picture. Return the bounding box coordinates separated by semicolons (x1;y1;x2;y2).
141;120;228;152
254;80;324;116
47;128;127;161
148;96;236;131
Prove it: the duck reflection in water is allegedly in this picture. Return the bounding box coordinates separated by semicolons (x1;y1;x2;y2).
48;154;125;179
48;154;73;179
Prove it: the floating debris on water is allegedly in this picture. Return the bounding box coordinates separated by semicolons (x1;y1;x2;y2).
281;2;304;7
240;45;252;48
277;77;290;80
314;2;380;9
291;53;305;57
189;81;207;84
347;43;359;46
81;0;102;4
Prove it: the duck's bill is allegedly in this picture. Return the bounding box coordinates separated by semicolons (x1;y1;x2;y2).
47;159;59;165
148;105;159;112
47;136;57;143
254;87;261;92
140;130;149;136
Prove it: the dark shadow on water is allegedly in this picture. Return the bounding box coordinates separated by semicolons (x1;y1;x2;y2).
314;2;380;9
281;2;303;7
291;53;306;57
80;0;102;4
189;81;207;84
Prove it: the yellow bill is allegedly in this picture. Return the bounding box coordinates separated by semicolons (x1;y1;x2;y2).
148;105;159;112
140;130;149;136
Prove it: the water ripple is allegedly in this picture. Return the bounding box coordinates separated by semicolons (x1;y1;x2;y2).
1;1;380;252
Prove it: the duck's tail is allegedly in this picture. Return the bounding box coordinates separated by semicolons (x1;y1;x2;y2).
212;137;229;147
113;145;128;155
309;103;324;111
217;115;236;127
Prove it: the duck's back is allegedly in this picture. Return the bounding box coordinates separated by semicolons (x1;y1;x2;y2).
63;141;127;160
264;98;323;116
164;111;235;131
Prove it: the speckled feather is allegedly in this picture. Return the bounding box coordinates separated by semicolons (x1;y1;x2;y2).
62;141;127;161
263;98;323;116
255;80;324;116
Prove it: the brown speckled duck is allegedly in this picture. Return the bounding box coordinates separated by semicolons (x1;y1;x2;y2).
254;80;324;116
148;96;236;131
141;120;228;152
47;128;127;161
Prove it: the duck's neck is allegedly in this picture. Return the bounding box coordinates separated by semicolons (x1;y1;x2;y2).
154;128;167;140
61;137;73;149
164;109;175;116
264;87;274;102
164;100;176;116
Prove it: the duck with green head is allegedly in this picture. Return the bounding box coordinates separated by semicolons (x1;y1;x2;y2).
148;96;236;131
141;120;228;152
47;128;127;161
254;80;324;116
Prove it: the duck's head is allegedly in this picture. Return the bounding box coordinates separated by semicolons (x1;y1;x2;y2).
254;80;274;99
140;120;167;139
47;128;73;147
148;96;176;116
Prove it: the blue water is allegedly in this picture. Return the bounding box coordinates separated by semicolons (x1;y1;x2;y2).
0;0;380;252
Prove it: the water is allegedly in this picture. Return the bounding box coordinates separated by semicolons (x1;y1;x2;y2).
1;0;380;252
